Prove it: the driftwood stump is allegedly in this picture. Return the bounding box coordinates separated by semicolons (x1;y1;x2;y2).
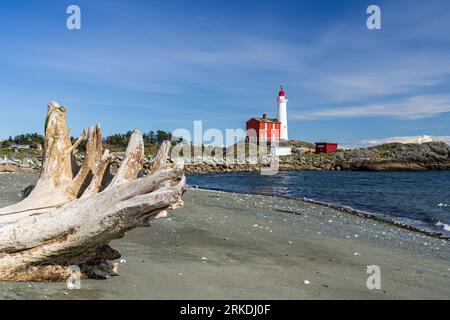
0;102;185;281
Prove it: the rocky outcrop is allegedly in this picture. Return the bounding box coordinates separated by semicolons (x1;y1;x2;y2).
185;142;450;173
0;156;39;173
0;164;23;173
332;142;450;171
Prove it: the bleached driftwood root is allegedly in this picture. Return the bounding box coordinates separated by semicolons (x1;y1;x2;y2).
0;102;185;281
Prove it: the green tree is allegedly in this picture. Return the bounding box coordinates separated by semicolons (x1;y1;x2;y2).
156;130;172;145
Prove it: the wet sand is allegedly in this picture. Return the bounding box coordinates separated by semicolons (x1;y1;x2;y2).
0;172;449;299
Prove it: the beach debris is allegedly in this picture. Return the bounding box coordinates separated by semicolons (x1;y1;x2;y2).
112;263;119;275
0;102;186;282
120;259;127;264
353;252;360;256
303;280;311;285
354;234;359;238
288;241;293;244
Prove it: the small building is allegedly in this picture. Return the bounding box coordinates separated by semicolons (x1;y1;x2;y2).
246;114;281;142
271;141;293;156
315;142;338;154
10;144;30;151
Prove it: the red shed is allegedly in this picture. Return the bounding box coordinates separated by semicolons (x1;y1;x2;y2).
246;114;281;142
315;142;338;154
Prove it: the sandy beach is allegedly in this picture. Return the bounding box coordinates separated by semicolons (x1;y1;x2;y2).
0;172;449;299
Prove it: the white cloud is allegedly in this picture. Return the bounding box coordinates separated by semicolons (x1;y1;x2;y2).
360;135;433;145
343;135;450;149
293;95;450;120
433;136;450;144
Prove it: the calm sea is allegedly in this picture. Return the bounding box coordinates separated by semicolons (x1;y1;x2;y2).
187;171;450;236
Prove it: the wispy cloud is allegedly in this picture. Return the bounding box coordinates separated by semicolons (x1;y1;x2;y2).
313;56;450;101
293;95;450;120
2;0;450;140
7;33;309;96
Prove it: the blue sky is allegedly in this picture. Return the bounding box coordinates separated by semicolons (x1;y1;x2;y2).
1;0;450;146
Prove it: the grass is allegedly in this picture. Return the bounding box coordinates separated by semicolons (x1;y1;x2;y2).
300;152;335;159
90;143;162;157
0;148;42;160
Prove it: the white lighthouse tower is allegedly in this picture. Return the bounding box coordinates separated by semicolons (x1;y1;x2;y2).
277;86;288;141
271;86;291;157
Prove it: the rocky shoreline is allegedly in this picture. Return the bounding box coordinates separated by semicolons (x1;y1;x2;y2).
185;142;450;173
0;157;38;173
2;142;450;174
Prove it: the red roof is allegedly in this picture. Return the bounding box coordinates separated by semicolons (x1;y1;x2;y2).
315;142;338;145
279;87;285;97
247;117;280;124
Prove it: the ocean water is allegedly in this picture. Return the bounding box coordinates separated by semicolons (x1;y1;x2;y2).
187;171;450;237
